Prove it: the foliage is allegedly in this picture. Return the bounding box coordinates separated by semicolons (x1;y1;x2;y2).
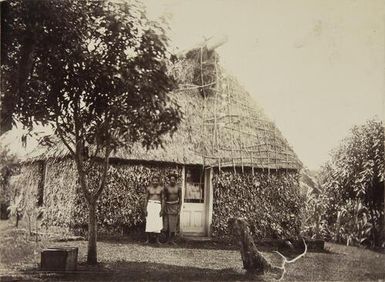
0;145;21;221
2;0;181;263
300;170;331;240
2;0;181;152
315;119;384;247
302;189;331;240
0;145;19;206
211;169;304;240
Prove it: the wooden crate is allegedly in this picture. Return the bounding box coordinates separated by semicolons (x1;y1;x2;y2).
41;247;78;271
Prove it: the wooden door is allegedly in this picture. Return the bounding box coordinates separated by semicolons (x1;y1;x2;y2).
180;167;206;235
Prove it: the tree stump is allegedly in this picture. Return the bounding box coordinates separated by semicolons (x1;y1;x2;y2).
228;218;281;275
229;217;308;280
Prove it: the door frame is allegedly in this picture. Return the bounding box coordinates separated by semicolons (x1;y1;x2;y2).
179;165;213;237
204;167;213;237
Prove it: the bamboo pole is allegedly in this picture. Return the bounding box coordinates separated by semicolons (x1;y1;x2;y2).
191;151;283;160
233;158;236;174
200;46;208;163
177;81;218;91
213;52;219;155
241;153;244;173
273;124;278;169
251;154;254;175
265;122;270;176
200;46;205;94
286;147;289;175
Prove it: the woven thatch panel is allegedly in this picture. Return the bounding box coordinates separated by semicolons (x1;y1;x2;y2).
8;162;43;230
108;49;301;169
3;46;301;170
111;90;204;164
41;158;78;231
72;162;182;235
165;48;301;169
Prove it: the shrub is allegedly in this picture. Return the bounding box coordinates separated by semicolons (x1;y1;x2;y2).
314;119;384;247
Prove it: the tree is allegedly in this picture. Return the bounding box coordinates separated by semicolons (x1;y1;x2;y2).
1;0;181;264
319;119;384;247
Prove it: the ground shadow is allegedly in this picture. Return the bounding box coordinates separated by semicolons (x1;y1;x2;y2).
98;237;327;254
10;261;273;281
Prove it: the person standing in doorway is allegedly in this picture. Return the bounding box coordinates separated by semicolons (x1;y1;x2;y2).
144;175;164;244
163;173;182;245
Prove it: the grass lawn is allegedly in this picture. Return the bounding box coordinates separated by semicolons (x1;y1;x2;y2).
0;220;384;281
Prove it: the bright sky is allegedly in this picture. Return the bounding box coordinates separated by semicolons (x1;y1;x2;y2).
144;0;385;170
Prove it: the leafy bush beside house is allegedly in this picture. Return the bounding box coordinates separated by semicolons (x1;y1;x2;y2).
0;145;19;219
300;171;331;240
307;119;384;247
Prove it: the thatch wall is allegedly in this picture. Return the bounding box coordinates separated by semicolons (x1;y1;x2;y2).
9;159;183;236
71;161;182;236
8;161;44;231
41;158;78;232
9;158;303;239
211;169;304;240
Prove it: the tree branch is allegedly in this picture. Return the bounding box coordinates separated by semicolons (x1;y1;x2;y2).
71;95;92;203
94;112;111;199
55;119;76;157
273;238;308;281
94;146;111;199
88;138;102;169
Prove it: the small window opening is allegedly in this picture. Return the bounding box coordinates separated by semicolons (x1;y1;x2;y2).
184;167;204;203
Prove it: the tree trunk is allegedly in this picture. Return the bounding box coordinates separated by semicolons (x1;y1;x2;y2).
229;218;273;274
15;211;19;227
315;210;320;239
87;201;97;265
335;211;341;243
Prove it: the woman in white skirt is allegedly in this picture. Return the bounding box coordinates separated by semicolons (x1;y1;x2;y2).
144;175;164;244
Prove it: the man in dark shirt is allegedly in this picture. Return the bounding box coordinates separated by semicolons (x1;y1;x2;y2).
163;173;182;245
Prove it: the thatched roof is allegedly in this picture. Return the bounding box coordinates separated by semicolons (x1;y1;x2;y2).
1;44;301;170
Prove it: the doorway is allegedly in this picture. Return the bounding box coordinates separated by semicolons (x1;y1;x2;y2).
180;166;213;236
180;166;207;236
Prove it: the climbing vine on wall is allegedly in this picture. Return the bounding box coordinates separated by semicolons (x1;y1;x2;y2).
211;170;304;240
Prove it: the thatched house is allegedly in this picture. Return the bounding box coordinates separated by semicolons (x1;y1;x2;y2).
3;41;303;239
